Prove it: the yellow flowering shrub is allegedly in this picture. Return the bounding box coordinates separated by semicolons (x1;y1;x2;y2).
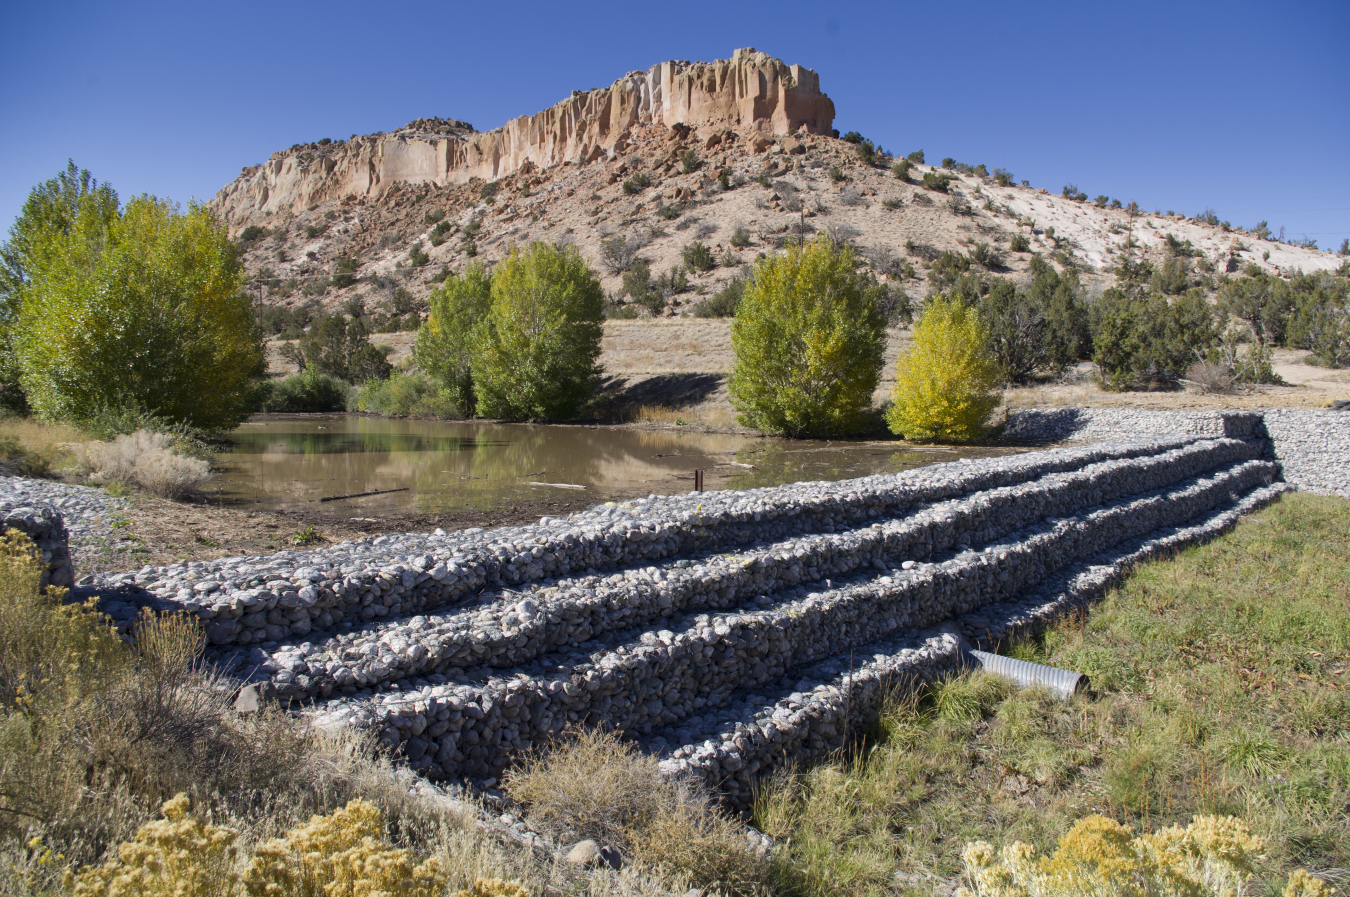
68;794;240;897
887;297;1002;442
244;798;445;897
0;527;125;712
451;880;531;897
956;814;1330;897
64;796;472;897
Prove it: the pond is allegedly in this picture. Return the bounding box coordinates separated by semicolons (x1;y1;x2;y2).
212;415;1023;515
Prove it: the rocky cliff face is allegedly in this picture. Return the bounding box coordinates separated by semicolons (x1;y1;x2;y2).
212;48;834;228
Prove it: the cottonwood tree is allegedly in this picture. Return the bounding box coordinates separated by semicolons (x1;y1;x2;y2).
729;236;886;437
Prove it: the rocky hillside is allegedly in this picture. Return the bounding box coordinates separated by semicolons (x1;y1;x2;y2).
213;49;1344;325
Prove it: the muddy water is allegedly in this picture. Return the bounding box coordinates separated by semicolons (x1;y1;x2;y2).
214;415;1023;515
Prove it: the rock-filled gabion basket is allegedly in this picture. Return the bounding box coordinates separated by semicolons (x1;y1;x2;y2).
19;406;1345;807
1;500;73;589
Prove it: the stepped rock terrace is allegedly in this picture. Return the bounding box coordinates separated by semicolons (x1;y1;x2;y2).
9;408;1344;806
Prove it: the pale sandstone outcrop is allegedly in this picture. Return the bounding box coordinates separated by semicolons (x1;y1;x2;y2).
212;49;834;228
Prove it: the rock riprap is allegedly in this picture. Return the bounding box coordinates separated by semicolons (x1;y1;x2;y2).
62;408;1338;805
0;478;131;588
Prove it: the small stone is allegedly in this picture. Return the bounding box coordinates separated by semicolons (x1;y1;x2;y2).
234;684;262;713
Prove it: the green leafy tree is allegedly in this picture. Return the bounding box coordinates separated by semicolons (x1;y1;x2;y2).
16;194;265;431
0;161;120;412
1217;271;1296;350
887;297;1001;442
728;236;886;438
300;314;391;383
1284;271;1350;367
472;242;605;421
1090;289;1215;390
415;262;492;415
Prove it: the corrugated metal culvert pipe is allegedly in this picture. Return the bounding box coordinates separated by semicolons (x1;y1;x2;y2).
966;649;1089;700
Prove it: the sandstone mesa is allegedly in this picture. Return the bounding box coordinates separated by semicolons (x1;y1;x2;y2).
214;48;834;227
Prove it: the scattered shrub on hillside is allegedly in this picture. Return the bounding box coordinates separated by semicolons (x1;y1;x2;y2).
15;193;265;432
408;241;430;268
1153;254;1191;295
855;140;878;166
928;250;972;289
479;181;499;201
730;226;751;248
993;169;1014;187
891;159;911;181
681;149;701;174
261;369;352;413
621;259;662;315
237;224;268;247
922;171;952;192
304;223;327;239
416;262;491;416
429;219;453;247
693;268;752;318
72;430;212;498
599;234;642;274
906;149;925;164
968;242;1002;270
472;241;605;421
259;305;311;339
1009;233;1031;253
655;265;690;300
1061;184;1088;202
622;173;651;195
1095;194;1110;207
887;297;1001;442
682;241;716;272
828;166;846;183
873;283;913;325
729;236;886;438
330;255;360;288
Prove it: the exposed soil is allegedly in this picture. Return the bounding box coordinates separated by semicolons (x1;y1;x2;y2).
86;490;605;570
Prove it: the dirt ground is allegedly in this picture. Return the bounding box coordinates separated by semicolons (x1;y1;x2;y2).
85;490;608;571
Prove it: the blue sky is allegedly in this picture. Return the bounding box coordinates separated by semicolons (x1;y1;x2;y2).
2;0;1347;248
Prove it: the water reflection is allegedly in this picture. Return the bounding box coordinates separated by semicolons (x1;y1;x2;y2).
215;415;1022;514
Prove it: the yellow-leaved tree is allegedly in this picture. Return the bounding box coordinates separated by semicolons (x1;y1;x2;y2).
887;296;1001;442
728;236;887;438
17;194;265;432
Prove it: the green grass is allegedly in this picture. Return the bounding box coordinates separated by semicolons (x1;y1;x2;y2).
755;492;1350;897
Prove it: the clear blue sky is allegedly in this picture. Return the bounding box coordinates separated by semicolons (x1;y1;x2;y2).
3;0;1347;248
